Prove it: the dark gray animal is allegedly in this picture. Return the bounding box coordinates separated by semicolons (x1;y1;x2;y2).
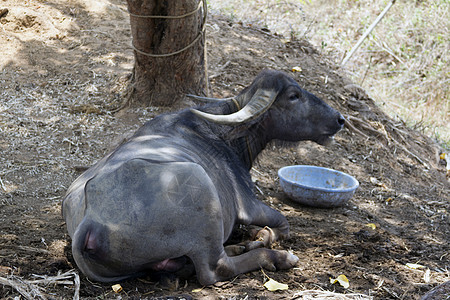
62;70;345;285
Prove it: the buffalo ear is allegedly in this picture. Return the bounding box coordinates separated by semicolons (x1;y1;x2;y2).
190;89;277;125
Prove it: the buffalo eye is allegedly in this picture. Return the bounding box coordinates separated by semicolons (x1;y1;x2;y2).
288;93;299;102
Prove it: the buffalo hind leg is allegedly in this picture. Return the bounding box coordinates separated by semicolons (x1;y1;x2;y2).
192;248;298;286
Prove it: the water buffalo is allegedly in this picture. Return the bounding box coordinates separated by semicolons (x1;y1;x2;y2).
62;69;345;285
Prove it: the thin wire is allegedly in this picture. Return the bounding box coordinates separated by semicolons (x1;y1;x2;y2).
128;0;202;19
131;29;204;57
129;0;207;57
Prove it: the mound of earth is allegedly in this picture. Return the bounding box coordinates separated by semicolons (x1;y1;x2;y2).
0;0;448;299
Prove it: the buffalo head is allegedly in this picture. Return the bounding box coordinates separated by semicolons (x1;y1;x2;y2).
191;69;345;145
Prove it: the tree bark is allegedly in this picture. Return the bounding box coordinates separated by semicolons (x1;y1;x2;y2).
126;0;207;107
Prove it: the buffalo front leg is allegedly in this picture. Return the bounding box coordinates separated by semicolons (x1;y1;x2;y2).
238;201;290;250
246;225;281;250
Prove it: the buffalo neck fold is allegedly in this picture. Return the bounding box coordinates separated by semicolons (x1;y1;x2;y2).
195;101;271;170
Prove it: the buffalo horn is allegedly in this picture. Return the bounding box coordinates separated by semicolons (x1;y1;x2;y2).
190;89;277;125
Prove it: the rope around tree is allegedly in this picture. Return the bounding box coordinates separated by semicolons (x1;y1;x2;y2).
128;0;207;58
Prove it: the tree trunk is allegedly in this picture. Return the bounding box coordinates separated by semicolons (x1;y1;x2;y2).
126;0;207;107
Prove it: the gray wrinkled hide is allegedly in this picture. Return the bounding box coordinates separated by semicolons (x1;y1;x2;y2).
63;70;344;285
63;124;296;285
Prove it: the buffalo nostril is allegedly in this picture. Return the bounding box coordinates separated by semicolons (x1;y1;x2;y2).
337;115;345;127
75;220;108;260
84;231;97;253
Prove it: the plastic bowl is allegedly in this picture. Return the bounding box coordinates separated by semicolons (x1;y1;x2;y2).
278;165;359;208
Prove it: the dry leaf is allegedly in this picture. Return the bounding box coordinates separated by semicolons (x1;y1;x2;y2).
111;284;122;293
264;278;289;291
292;66;302;72
191;288;204;293
330;274;350;289
366;223;376;230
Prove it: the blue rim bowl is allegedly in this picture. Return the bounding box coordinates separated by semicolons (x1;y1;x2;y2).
278;165;359;208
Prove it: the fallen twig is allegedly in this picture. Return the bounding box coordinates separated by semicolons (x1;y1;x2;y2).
344;115;374;141
0;276;47;299
0;270;80;300
17;245;50;254
0;176;6;192
345;115;430;168
293;289;373;299
391;137;430;169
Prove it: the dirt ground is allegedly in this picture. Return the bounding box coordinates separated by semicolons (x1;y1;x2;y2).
0;0;449;299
